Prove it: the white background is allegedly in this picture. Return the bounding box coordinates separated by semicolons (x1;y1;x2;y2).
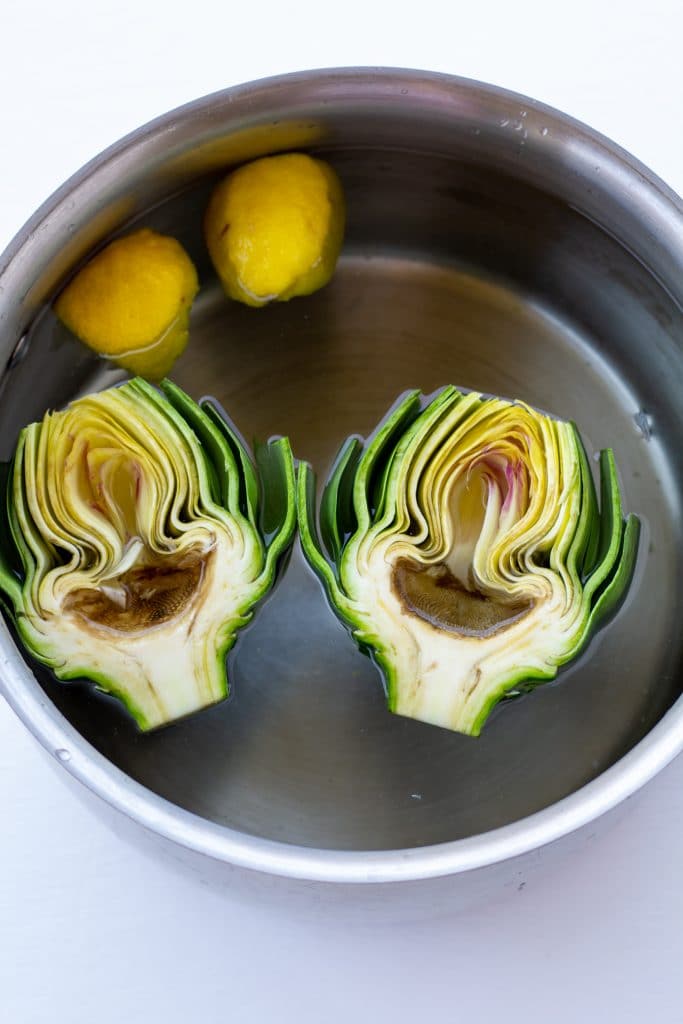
1;2;683;1021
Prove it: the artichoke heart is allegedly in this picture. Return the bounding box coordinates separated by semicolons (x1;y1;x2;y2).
0;379;295;730
298;387;640;736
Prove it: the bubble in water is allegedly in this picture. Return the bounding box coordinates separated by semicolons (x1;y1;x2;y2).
499;118;510;127
539;126;549;136
521;110;528;118
633;409;653;440
411;792;423;800
55;749;71;763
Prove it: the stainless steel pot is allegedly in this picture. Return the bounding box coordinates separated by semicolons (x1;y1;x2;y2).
1;69;681;909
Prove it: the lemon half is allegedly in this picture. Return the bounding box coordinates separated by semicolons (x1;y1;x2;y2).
204;153;345;307
55;228;199;380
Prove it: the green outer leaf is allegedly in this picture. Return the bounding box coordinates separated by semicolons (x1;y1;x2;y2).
320;437;362;565
255;436;297;580
297;462;354;618
583;449;626;600
587;512;640;634
9;430;41;588
569;424;600;578
0;461;22;609
201;399;260;528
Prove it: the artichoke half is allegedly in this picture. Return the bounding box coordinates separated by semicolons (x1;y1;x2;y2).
0;379;296;730
298;387;640;736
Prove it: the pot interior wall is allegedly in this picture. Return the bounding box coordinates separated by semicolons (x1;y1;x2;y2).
0;106;681;851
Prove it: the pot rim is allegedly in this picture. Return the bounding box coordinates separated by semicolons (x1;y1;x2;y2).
1;67;682;885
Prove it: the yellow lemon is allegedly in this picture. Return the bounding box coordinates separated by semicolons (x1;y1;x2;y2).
55;228;199;380
204;153;345;307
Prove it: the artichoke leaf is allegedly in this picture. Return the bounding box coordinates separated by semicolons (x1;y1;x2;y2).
299;386;640;737
254;435;297;580
200;399;260;528
0;462;22;610
320;436;362;565
296;462;356;620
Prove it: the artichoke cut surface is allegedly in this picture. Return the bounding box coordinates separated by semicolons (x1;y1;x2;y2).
298;387;640;736
0;379;295;730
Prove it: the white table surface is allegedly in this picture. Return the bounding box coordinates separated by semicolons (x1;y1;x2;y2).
2;3;682;1021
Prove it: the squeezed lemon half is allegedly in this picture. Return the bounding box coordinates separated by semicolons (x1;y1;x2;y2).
55;228;199;380
204;152;345;307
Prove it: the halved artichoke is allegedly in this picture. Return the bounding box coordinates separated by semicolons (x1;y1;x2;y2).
298;387;640;736
0;379;295;730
